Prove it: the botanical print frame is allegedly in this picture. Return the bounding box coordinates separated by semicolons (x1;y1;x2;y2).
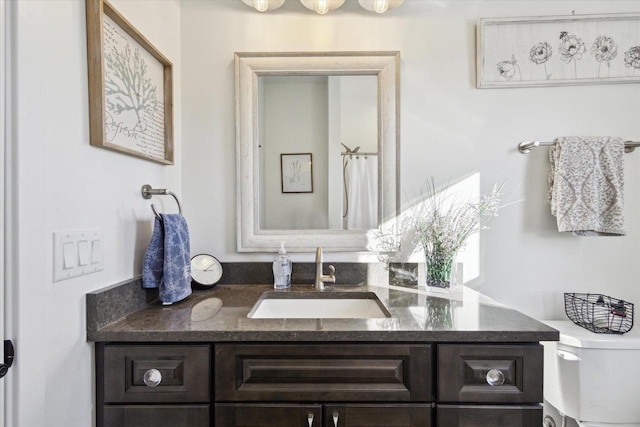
477;13;640;88
281;153;313;193
86;0;174;164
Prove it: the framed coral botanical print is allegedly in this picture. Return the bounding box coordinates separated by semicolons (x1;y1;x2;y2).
86;0;174;164
477;13;640;88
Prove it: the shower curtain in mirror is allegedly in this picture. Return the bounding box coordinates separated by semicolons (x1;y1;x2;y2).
344;155;378;230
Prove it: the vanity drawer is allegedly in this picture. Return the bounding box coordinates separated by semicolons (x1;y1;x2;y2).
102;404;210;427
101;344;210;403
215;343;432;402
436;404;542;426
437;344;543;403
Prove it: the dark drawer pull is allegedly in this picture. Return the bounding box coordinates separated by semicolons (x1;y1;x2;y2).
486;368;505;386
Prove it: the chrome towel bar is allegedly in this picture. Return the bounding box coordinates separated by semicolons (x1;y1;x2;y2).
141;184;183;219
519;140;640;154
340;151;378;157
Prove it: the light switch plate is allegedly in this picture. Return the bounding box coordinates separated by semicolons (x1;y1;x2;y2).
53;229;104;282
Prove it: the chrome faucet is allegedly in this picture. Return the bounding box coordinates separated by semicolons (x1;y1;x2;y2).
314;247;335;291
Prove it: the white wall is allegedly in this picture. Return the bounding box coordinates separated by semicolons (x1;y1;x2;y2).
338;75;377;153
11;1;181;426
181;0;640;320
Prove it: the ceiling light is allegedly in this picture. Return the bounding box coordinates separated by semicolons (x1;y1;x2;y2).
373;0;388;13
299;0;345;15
241;0;285;12
357;0;404;14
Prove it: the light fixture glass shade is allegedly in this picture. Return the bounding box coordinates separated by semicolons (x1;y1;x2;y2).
357;0;404;13
241;0;285;12
299;0;345;15
254;0;269;11
373;0;388;13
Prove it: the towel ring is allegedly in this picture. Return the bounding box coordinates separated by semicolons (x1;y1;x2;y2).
141;185;183;219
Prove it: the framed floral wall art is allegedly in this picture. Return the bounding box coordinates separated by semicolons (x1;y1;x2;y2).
477;13;640;88
86;0;174;164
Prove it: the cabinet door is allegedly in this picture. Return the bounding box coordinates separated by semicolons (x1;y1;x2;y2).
437;405;542;427
102;404;209;427
216;403;322;427
324;404;431;427
215;343;432;402
100;344;210;403
438;344;543;404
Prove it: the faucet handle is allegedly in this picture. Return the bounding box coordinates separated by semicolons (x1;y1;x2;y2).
328;265;335;277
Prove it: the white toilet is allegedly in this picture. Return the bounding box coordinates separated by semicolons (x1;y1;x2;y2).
543;320;640;426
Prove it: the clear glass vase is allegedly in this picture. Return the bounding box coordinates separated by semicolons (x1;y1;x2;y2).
425;254;454;289
425;296;453;328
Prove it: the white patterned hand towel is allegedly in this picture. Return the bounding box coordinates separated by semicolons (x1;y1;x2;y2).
548;136;625;236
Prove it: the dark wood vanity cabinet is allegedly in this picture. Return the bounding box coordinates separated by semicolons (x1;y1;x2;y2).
215;403;323;427
215;403;432;427
214;343;432;402
437;405;542;427
214;344;433;427
437;344;543;404
96;342;543;427
324;404;432;427
102;405;210;427
436;344;544;426
96;343;211;427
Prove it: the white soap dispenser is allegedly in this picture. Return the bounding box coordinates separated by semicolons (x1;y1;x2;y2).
273;242;292;290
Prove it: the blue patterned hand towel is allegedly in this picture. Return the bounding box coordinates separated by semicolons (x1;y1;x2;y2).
142;214;192;304
548;136;626;236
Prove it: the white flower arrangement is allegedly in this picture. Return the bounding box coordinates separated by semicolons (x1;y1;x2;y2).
414;181;502;259
413;180;504;288
375;179;507;288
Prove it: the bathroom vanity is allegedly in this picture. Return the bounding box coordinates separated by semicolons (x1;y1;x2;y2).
87;281;557;427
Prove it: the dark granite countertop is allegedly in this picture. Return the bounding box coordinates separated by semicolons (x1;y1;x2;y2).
87;282;558;343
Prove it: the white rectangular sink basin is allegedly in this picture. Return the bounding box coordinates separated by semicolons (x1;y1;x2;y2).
247;292;391;319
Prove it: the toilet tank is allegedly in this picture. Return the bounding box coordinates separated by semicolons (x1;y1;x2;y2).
543;321;640;424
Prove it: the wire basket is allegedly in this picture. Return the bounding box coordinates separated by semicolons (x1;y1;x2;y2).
565;293;634;334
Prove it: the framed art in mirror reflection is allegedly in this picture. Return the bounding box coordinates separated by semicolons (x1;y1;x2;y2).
281;153;313;193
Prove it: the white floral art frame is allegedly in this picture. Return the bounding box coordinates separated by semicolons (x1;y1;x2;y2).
477;13;640;88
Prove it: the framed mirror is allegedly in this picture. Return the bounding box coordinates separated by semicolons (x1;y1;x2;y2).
235;51;400;252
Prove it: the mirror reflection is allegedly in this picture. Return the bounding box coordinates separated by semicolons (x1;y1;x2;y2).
259;75;378;231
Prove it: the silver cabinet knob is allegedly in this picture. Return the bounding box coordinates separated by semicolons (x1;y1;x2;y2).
486;368;505;386
307;413;314;427
143;368;162;387
332;411;339;426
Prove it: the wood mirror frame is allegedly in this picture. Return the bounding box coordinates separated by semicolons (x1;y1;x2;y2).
235;51;400;252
